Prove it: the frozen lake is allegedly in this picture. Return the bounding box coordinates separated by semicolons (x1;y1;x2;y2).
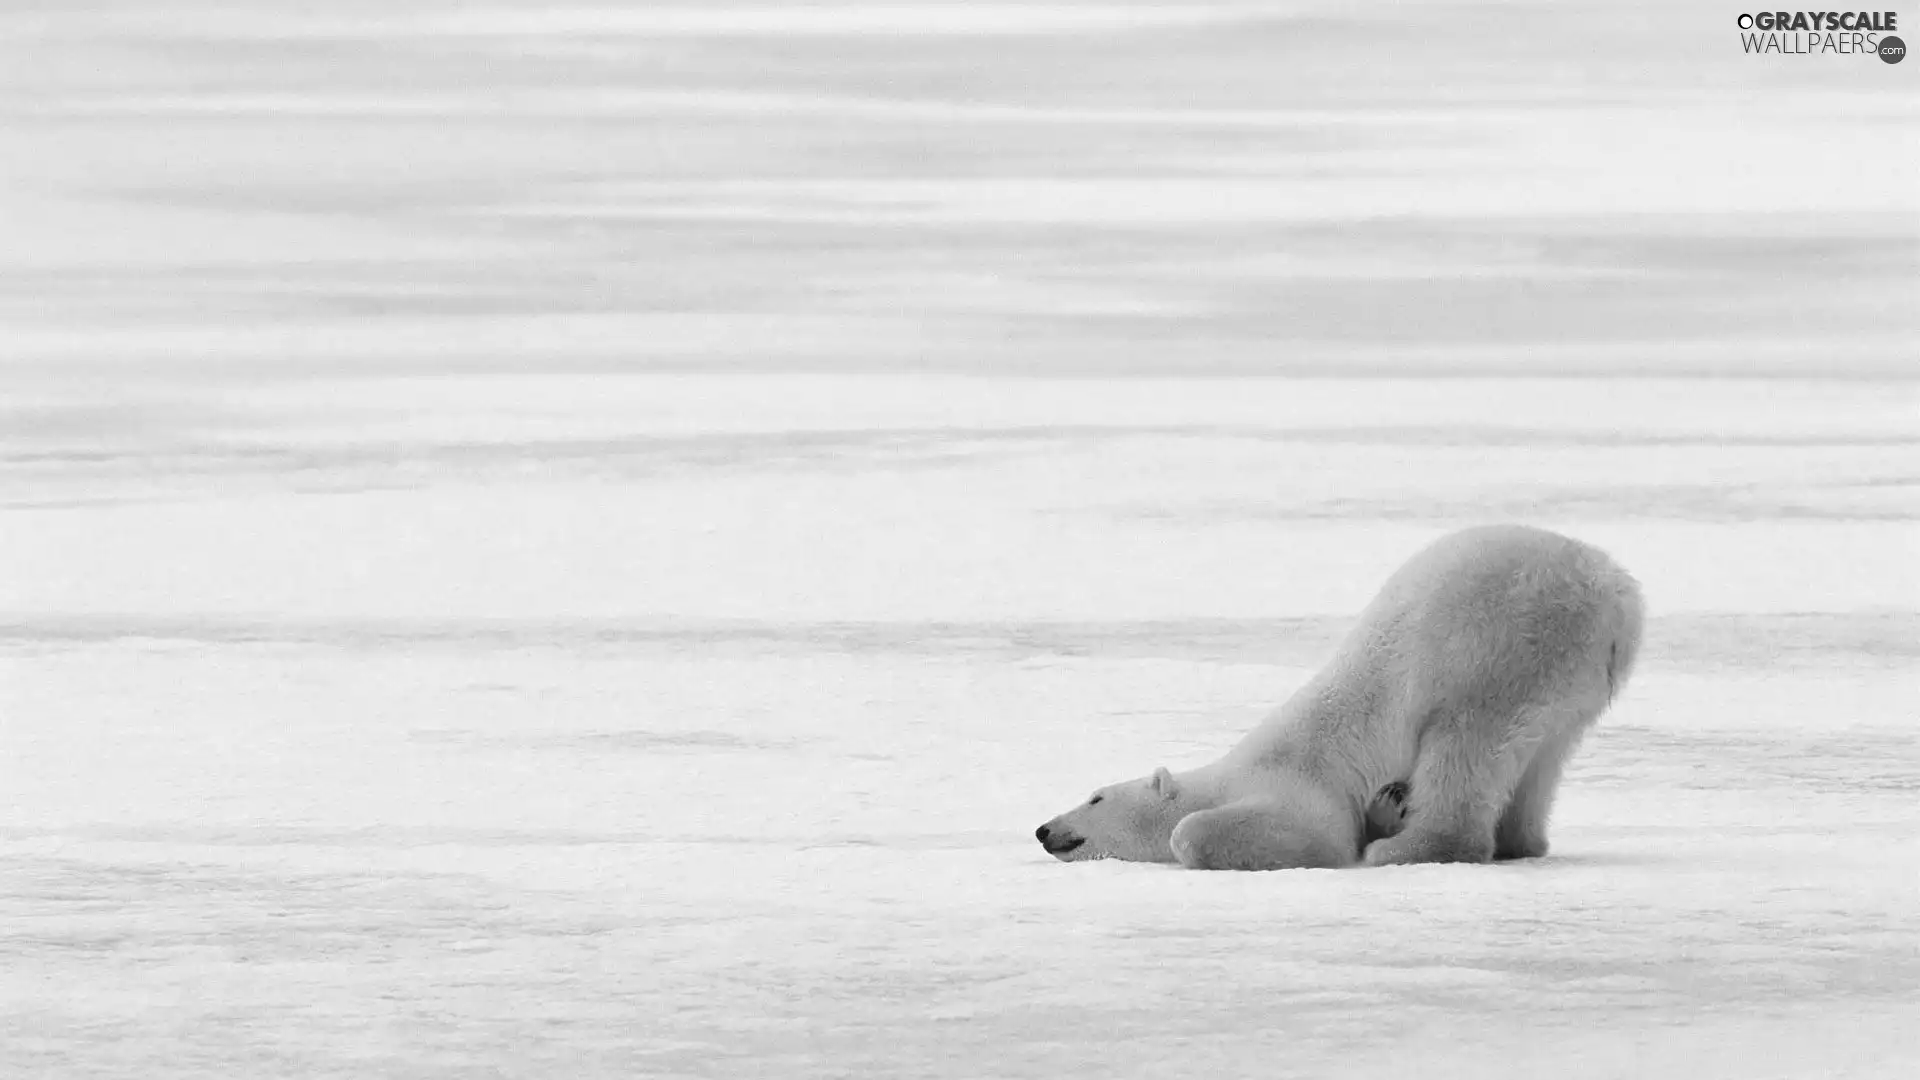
3;3;1918;1078
5;373;1919;1078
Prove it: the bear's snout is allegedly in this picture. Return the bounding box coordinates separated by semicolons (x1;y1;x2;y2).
1035;822;1085;858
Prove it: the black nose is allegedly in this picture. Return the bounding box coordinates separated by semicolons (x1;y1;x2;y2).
1035;824;1051;843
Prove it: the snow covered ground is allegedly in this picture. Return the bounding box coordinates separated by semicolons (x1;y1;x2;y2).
3;3;1918;1078
4;373;1917;1078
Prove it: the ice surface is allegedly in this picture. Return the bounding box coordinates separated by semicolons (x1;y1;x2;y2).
3;2;1918;1078
5;371;1915;1079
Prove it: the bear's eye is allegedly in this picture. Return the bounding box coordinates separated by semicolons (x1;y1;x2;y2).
1088;795;1104;805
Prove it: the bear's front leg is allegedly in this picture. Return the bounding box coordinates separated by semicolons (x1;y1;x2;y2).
1170;799;1351;871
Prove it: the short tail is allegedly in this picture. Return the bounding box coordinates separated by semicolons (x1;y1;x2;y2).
1602;567;1645;701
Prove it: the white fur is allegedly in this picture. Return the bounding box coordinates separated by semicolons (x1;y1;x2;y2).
1036;524;1643;870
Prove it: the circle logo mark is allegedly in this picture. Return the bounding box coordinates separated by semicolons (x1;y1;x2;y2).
1882;35;1907;63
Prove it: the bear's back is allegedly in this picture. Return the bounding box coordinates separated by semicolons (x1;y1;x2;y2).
1237;525;1639;766
1360;524;1637;717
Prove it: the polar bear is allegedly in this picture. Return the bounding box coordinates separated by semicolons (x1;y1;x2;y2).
1034;524;1642;869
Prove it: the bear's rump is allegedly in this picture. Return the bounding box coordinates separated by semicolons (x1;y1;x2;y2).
1380;535;1624;718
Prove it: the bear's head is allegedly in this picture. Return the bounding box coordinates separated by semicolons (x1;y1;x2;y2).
1035;766;1193;863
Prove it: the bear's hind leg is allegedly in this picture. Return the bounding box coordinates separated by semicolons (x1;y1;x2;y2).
1494;697;1604;860
1171;798;1351;871
1492;744;1562;861
1363;707;1548;867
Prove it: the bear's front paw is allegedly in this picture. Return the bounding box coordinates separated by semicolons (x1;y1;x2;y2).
1169;812;1221;870
1362;828;1494;867
1363;780;1411;844
1172;803;1350;871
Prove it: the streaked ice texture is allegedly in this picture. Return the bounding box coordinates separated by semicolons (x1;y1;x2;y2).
2;2;1916;1078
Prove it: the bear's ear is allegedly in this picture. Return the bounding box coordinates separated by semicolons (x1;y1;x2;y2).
1151;766;1178;800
